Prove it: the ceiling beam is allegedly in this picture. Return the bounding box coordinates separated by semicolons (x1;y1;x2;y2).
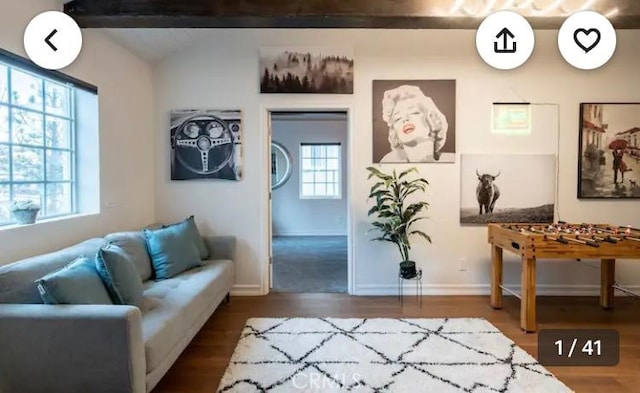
63;0;640;29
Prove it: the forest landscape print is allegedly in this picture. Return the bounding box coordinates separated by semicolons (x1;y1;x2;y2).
260;47;354;94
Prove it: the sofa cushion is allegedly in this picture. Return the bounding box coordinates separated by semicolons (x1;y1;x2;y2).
96;244;144;307
144;226;202;279
141;259;233;373
165;216;210;260
35;257;113;305
0;238;107;304
105;231;153;281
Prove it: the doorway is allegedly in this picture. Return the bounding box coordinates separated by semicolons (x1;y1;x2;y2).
267;110;350;293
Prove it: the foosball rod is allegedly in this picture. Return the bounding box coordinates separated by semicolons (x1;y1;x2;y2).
567;236;599;247
616;225;640;234
612;284;640;298
592;225;629;234
575;236;601;247
544;235;569;244
536;228;559;235
593;226;640;242
507;225;537;236
547;235;599;247
498;285;521;300
592;235;618;244
598;225;640;235
590;226;620;235
522;226;543;234
618;227;640;238
528;226;557;234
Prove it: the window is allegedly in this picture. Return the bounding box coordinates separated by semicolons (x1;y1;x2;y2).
300;143;341;199
0;61;76;225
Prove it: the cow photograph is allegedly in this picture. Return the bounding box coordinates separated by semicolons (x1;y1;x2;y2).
460;154;556;224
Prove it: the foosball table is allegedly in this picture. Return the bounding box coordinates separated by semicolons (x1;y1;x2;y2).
488;222;640;332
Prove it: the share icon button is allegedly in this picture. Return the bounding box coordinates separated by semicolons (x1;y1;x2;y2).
558;10;616;70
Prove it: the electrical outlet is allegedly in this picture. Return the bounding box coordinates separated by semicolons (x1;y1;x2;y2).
458;257;467;272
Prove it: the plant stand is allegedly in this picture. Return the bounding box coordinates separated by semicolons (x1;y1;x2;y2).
398;268;422;308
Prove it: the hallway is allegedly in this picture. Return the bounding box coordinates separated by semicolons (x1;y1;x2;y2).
272;236;347;293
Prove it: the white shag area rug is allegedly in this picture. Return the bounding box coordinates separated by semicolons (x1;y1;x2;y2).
218;318;573;393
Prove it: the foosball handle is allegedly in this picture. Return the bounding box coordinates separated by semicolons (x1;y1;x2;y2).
556;237;569;244
586;240;599;247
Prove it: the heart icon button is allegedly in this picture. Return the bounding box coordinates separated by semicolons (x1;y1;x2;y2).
558;10;616;70
573;28;601;53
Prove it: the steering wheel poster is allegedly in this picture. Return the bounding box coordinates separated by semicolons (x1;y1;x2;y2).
170;109;242;181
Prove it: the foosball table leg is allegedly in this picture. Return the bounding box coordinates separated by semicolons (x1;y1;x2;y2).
490;245;503;309
521;256;537;333
600;258;616;309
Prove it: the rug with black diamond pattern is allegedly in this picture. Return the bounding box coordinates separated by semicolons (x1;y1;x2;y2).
217;318;573;393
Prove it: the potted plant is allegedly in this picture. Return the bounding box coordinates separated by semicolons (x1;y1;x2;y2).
10;200;41;225
367;167;431;279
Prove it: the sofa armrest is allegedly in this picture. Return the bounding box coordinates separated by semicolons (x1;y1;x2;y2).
0;304;146;393
203;235;236;261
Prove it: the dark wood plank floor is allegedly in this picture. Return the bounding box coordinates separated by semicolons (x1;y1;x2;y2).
153;294;640;393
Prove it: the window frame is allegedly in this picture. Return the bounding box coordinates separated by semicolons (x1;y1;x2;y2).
299;142;342;200
0;59;80;226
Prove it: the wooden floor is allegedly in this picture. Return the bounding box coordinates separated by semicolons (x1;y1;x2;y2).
153;294;640;393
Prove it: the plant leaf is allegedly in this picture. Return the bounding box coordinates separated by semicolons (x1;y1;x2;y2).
406;217;427;227
371;236;396;243
398;167;418;179
410;230;432;243
367;166;392;181
369;189;391;199
368;166;431;252
370;181;385;194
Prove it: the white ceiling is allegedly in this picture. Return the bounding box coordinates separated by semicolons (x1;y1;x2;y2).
102;29;208;63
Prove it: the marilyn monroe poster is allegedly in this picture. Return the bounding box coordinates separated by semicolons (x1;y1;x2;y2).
372;80;456;163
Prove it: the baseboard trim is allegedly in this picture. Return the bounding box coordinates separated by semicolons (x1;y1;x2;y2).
354;284;640;296
230;284;262;296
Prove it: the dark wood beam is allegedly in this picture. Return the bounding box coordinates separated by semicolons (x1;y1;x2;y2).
63;0;640;29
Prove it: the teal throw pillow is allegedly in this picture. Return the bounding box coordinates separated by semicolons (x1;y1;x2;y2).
164;216;210;260
35;257;113;305
95;244;144;307
105;231;154;281
144;225;202;279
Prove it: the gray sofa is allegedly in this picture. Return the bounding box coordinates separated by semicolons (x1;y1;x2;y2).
0;231;235;393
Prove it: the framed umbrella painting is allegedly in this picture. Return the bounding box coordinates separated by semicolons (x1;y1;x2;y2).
578;103;640;198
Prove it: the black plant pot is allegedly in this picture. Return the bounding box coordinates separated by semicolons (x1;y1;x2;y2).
399;261;417;279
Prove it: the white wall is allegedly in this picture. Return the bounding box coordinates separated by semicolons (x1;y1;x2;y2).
0;0;155;264
272;117;348;236
153;28;640;296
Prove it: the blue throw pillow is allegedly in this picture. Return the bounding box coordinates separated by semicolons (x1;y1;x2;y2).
95;244;144;307
164;216;210;260
35;257;113;305
144;225;202;279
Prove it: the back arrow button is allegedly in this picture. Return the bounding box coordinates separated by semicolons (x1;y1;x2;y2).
45;29;58;52
24;11;82;70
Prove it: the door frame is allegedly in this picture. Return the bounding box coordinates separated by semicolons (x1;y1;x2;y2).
260;103;355;295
